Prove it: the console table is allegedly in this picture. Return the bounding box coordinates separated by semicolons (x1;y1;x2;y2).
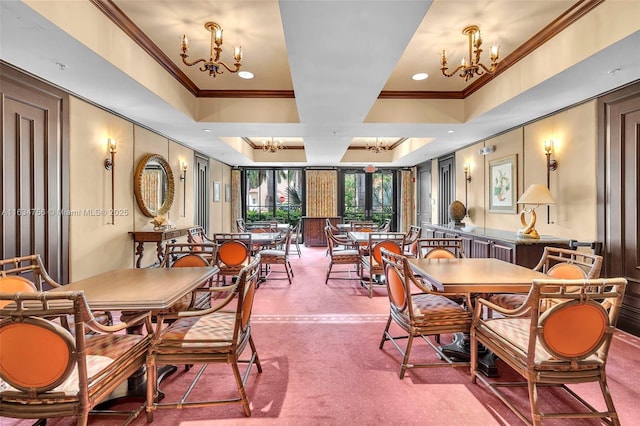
422;224;569;268
302;216;341;247
129;227;191;268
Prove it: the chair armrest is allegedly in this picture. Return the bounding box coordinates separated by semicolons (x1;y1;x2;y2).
85;310;152;334
474;296;533;320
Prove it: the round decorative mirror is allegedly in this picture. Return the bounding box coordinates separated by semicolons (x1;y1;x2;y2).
134;153;175;217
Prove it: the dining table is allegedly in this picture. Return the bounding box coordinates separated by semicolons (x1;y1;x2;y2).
48;266;219;406
407;257;548;376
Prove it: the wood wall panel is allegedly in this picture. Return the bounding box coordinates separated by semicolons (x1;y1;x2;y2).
1;64;69;283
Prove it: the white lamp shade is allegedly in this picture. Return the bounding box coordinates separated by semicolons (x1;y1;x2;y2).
517;184;555;205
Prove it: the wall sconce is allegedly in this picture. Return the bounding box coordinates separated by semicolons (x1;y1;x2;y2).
544;139;558;224
104;138;116;225
180;161;188;182
180;161;188;217
463;163;471;216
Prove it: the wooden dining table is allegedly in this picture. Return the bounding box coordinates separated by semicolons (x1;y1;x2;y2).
407;257;548;376
50;267;219;312
48;266;219;405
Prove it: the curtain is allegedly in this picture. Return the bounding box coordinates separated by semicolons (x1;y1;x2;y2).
400;169;414;232
231;168;242;231
306;170;338;217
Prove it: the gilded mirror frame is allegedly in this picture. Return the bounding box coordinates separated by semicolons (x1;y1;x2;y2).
134;153;175;217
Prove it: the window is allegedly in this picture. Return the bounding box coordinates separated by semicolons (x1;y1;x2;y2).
243;168;304;225
339;169;397;228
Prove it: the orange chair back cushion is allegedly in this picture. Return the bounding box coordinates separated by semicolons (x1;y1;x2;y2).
0;276;38;308
173;254;209;267
219;241;249;266
241;281;256;329
426;248;456;259
547;263;587;279
386;264;406;307
541;301;607;358
0;319;72;390
373;241;401;264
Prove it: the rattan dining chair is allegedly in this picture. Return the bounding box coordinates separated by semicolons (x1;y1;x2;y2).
416;238;466;259
0;291;151;425
324;226;361;284
258;228;294;285
488;246;603;312
379;249;472;379
402;225;422;257
213;233;253;285
360;232;406;298
0;254;113;329
145;255;262;420
471;277;627;425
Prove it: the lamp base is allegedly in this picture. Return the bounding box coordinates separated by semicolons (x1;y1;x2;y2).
517;209;540;239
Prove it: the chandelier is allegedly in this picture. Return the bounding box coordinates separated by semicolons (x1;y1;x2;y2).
441;25;499;82
262;138;285;153
180;21;242;78
366;138;390;154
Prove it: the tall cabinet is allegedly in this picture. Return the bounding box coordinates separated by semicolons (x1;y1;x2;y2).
302;216;341;247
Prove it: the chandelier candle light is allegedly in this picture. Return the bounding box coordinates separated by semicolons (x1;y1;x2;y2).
180;21;242;78
441;25;499;82
366;138;390;154
262;138;285;153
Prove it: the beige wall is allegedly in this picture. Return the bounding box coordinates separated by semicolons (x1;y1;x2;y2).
443;100;597;241
67;97;207;278
209;159;233;234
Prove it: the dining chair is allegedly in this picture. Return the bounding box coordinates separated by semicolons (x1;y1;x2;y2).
290;218;302;257
145;255;263;420
379;218;392;232
236;217;247;232
360;232;406;298
0;254;113;329
416;238;466;259
324;226;361;284
258;228;294;285
402;225;422;257
379;249;472;379
0;291;152;425
471;277;627;425
488;246;603;311
163;242;218;308
213;233;253;285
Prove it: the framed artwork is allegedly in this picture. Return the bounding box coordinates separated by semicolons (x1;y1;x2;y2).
213;181;221;202
489;155;517;213
224;183;231;202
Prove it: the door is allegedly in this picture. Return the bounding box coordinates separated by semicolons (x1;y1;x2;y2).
599;82;640;334
194;154;209;233
438;154;455;225
1;65;69;283
417;161;432;226
340;169;396;228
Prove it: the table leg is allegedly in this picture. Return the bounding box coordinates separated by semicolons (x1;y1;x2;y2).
134;242;145;268
439;332;498;377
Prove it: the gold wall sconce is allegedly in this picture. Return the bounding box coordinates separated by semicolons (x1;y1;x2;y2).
516;184;556;239
180;161;188;182
463;163;471;216
544;139;558;223
104;138;117;225
180;161;188;216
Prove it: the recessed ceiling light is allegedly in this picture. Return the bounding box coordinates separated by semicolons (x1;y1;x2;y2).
238;71;254;79
203;129;211;132
447;130;455;133
411;73;428;81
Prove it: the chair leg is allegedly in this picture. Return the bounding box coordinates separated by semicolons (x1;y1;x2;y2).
399;334;414;379
599;375;621;426
379;315;392;349
528;380;541;425
249;335;263;373
231;361;252;417
325;262;333;284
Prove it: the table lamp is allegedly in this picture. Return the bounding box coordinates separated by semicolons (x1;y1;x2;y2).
516;184;555;239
